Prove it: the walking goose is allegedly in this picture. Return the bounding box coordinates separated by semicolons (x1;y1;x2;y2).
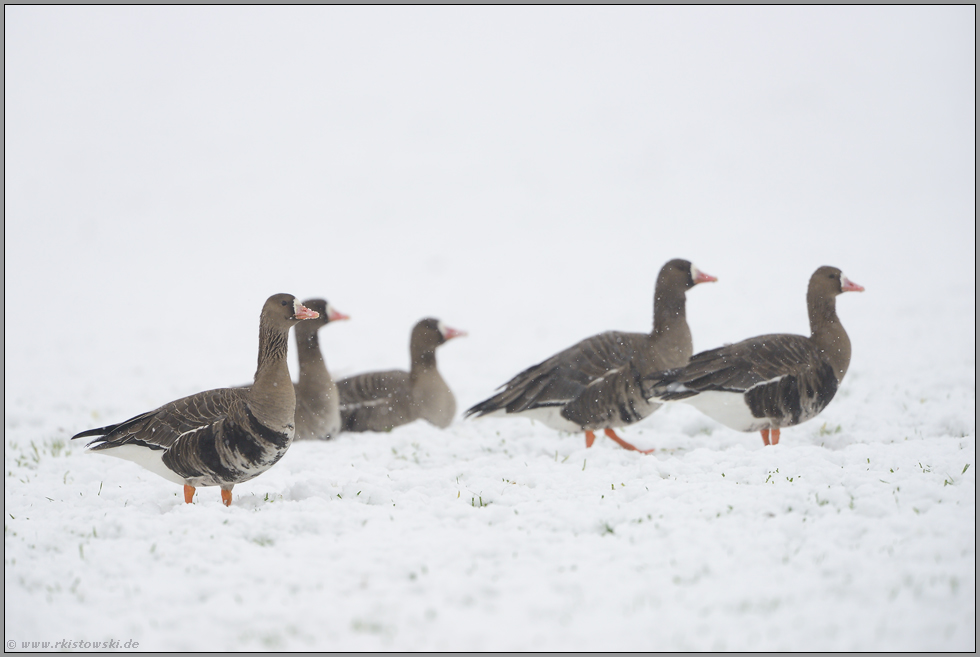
337;318;466;432
464;259;716;452
71;294;319;505
293;298;349;441
642;266;864;445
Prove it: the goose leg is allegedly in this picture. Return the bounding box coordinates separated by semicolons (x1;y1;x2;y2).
770;428;781;445
220;488;233;507
585;431;596;448
760;429;771;446
604;428;654;454
183;485;195;504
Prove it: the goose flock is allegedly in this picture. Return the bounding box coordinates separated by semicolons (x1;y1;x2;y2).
72;261;863;505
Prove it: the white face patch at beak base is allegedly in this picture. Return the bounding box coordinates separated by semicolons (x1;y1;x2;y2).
690;264;718;285
438;321;467;341
325;303;350;322
840;275;865;293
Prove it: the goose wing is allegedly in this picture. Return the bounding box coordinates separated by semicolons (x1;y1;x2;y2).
466;331;646;418
73;387;247;452
337;370;412;432
559;358;659;429
645;334;839;427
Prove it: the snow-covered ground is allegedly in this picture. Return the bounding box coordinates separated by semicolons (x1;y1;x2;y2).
5;6;975;652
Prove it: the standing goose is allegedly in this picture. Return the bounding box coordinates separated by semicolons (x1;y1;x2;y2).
337;318;466;432
464;259;716;452
293;298;349;441
642;266;864;445
71;294;319;506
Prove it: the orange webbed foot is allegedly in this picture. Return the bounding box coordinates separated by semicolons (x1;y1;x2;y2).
183;485;195;504
221;489;233;507
604;428;654;454
770;428;781;445
585;430;596;448
760;429;771;446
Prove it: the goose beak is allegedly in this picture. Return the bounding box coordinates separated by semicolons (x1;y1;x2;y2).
326;305;350;322
443;326;467;340
841;276;865;293
293;301;320;320
692;265;718;284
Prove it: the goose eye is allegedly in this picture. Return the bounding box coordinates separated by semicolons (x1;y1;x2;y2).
281;300;289;306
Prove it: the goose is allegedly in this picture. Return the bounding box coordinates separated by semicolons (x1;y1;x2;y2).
293;298;349;441
71;294;319;505
642;266;863;445
464;259;716;452
337;318;466;432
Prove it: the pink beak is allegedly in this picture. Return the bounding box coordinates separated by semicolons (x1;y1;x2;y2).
841;276;865;293
443;326;467;340
695;270;718;284
293;303;320;321
327;306;350;322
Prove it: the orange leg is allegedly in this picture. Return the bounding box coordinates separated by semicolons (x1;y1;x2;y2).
770;428;781;445
221;489;233;507
760;429;771;446
585;430;596;448
183;485;195;504
603;428;655;454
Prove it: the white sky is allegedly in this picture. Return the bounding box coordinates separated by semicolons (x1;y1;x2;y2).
4;6;975;394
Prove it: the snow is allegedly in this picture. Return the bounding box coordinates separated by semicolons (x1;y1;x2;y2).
4;6;975;652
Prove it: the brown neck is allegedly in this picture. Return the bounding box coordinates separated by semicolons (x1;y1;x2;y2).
410;344;437;380
808;288;851;382
295;324;330;389
651;279;692;358
249;323;296;429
